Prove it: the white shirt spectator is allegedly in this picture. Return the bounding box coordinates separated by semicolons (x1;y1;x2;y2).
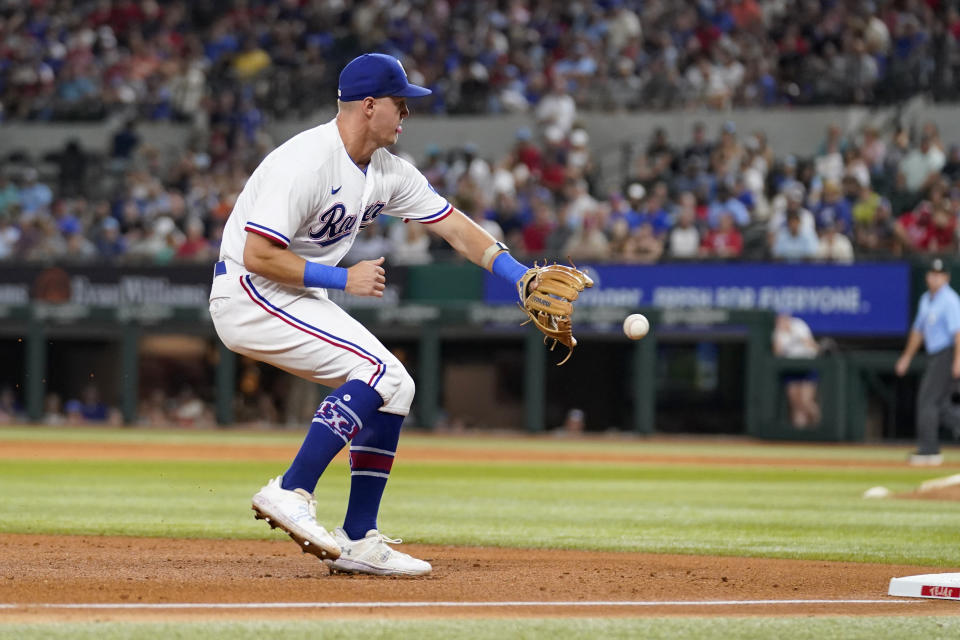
845;157;870;188
815;150;844;183
816;229;854;263
668;226;700;258
926;144;946;174
864;16;890;54
606;7;642;53
900;141;946;192
685;60;727;103
774;316;819;359
564;181;599;229
535;88;577;135
717;58;745;95
0;221;21;259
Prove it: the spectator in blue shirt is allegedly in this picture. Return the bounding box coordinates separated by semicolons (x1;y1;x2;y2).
636;183;672;237
79;384;109;422
813;180;853;235
95;218;127;260
896;258;960;465
706;183;751;228
772;210;819;260
18;169;53;215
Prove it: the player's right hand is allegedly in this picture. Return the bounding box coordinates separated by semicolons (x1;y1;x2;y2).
346;256;386;297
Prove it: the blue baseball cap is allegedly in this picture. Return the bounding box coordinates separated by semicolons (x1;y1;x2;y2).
338;54;431;102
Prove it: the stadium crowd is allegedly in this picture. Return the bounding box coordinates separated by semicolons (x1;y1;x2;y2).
2;0;960;266
3;0;960;122
0;112;959;265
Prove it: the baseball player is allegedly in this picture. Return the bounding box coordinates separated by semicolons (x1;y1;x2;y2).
208;53;531;576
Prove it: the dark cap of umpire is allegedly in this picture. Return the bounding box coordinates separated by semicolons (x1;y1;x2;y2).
929;258;948;274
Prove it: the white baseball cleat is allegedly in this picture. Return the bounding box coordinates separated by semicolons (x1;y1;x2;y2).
251;476;341;560
324;528;432;576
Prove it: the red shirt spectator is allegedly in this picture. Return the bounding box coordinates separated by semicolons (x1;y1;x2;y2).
108;0;145;34
918;205;957;252
522;203;555;253
175;218;212;261
895;208;931;251
700;213;744;257
512;129;543;174
540;161;567;194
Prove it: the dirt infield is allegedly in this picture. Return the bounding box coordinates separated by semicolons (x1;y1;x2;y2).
2;436;959;622
1;533;957;622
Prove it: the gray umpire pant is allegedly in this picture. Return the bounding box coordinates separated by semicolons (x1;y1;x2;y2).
916;347;955;455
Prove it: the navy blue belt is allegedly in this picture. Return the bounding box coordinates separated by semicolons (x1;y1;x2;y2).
214;260;227;277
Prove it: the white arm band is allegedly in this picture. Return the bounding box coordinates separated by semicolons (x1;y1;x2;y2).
481;241;509;270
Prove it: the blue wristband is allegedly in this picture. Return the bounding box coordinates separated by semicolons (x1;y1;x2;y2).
304;261;349;290
492;252;528;288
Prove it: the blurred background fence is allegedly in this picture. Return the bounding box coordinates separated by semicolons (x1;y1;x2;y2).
0;257;946;441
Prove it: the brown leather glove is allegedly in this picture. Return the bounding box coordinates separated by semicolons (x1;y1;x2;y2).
517;262;594;365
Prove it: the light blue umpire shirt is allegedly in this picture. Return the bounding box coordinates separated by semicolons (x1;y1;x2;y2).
913;284;960;354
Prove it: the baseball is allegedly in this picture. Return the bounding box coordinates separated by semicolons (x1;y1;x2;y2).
623;313;649;340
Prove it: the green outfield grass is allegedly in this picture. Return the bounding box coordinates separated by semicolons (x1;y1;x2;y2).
0;426;958;566
4;617;960;640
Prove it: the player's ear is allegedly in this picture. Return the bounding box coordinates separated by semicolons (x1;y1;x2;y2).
361;97;377;117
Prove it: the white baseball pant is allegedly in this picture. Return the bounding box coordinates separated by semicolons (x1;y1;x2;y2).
209;264;415;415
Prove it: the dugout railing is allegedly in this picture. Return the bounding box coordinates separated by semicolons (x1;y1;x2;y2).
0;301;933;440
0;302;768;433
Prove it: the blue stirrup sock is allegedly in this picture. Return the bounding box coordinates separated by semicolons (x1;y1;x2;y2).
281;380;383;493
342;410;404;540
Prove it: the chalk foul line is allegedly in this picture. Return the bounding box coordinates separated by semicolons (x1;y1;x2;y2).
0;599;922;610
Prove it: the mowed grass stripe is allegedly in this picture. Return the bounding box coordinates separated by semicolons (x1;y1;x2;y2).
0;458;958;565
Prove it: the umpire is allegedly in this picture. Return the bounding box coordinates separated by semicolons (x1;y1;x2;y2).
895;258;960;465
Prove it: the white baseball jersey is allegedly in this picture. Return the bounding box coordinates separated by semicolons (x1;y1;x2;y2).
219;118;452;269
210;119;451;416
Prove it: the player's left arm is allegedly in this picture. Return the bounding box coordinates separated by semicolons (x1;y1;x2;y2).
426;202;593;365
